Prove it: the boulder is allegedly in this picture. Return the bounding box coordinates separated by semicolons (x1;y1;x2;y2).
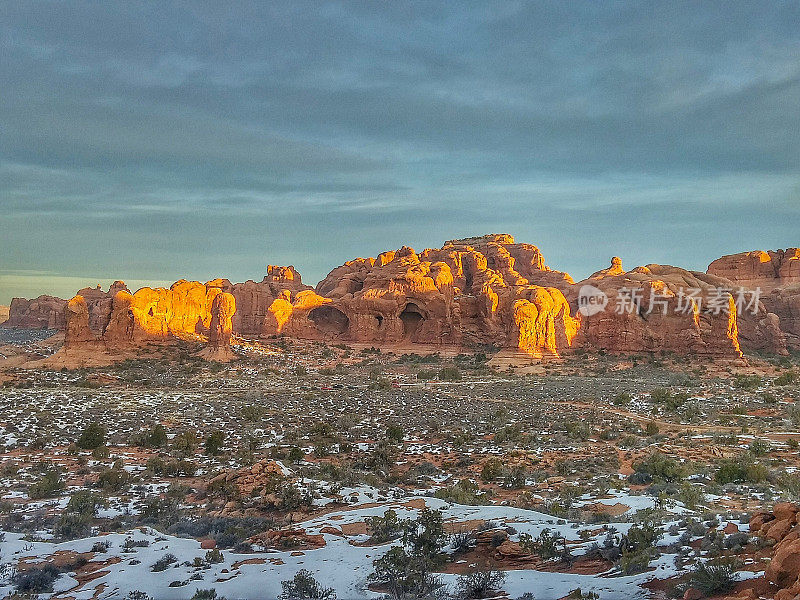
767;537;800;588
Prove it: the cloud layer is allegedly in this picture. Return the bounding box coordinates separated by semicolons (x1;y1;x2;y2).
1;2;798;303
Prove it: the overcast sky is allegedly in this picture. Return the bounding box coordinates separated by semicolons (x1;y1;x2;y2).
1;2;798;304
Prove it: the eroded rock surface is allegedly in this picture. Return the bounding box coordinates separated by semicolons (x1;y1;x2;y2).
11;235;800;360
5;295;67;329
708;249;800;350
63;281;241;361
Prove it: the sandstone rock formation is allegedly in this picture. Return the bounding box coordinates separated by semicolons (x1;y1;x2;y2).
10;235;800;361
708;249;800;350
708;249;800;291
211;266;311;337
198;292;236;361
765;286;800;350
63;280;240;360
300;235;579;357
5;295;67;329
567;260;744;358
0;305;8;325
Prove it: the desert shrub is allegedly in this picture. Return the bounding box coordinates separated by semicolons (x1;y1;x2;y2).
365;509;402;544
122;537;151;551
481;458;504;482
205;548;224;564
650;388;672;403
565;589;599;600
688;558;738;595
98;466;132;491
734;374;761;391
778;472;800;498
676;482;705;510
434;479;490;505
167;516;273;549
56;490;107;539
450;530;476;554
77;421;106;449
631;451;687;482
495;423;525;444
279;569;336;600
172;431;199;458
454;569;507;599
205;430;225;455
715;456;768;484
13;564;61;593
288;447;305;463
369;546;443;600
613;392;631;405
520;528;567;560
191;590;225;600
151;553;178;572
241;405;267;422
614;520;661;574
749;439;771;456
438;366;461;381
28;467;65;499
369;509;447;598
775;371;798;386
386;424;404;442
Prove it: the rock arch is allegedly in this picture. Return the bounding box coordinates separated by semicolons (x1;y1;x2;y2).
400;302;425;339
308;305;350;336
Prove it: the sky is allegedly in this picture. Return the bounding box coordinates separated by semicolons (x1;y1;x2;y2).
1;1;799;304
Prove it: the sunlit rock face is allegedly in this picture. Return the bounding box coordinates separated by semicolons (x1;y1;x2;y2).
212;267;312;337
288;235;581;356
708;249;800;292
567;261;744;358
5;281;129;331
64;281;240;359
198;292;237;361
20;235;800;358
708;249;800;350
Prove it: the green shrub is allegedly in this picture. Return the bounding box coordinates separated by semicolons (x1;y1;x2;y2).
689;558;738;595
365;509;402;544
438;366;461;381
775;371;798;386
715;456;768;484
734;374;761;391
279;570;336;599
28;468;65;499
454;569;506;599
631;452;687;482
205;430;225;456
77;421;106;450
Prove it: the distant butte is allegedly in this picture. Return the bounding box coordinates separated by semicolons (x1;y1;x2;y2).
3;234;799;364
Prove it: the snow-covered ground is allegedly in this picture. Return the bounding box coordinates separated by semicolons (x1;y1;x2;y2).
0;495;698;600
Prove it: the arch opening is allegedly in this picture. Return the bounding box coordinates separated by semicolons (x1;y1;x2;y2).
308;305;350;336
400;303;425;339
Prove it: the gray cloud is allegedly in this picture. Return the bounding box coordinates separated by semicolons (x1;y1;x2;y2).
0;1;798;303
